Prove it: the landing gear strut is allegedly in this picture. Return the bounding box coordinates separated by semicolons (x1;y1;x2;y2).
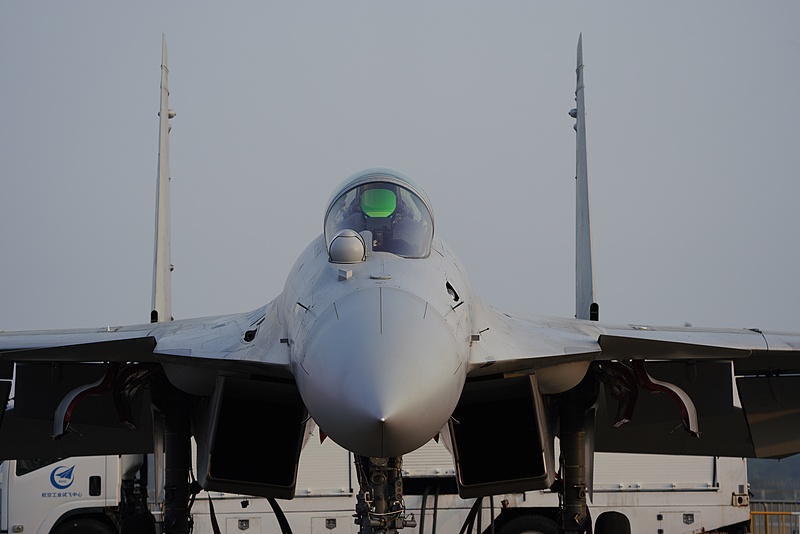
557;373;599;534
151;376;195;534
354;456;417;533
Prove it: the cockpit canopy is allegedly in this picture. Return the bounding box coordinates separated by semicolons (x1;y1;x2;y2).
324;170;434;259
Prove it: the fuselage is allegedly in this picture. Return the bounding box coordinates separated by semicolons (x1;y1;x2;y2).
277;169;475;457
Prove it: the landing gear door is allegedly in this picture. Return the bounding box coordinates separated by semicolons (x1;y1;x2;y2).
448;374;555;498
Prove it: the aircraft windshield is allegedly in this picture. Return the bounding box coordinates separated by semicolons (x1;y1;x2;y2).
325;181;433;258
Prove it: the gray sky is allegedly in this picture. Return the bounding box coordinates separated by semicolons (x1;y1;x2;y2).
1;2;798;334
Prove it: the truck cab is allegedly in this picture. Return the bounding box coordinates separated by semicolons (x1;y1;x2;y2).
0;455;142;534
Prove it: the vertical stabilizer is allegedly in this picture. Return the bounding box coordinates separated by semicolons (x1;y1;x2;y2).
572;34;597;321
152;35;175;323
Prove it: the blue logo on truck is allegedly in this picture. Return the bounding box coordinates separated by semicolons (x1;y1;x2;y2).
50;465;75;489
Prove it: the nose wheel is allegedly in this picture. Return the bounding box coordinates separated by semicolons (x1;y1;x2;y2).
354;456;417;533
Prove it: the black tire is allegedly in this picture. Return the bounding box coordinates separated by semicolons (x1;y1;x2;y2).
723;522;749;534
52;516;117;534
497;515;559;534
120;511;156;534
594;511;631;534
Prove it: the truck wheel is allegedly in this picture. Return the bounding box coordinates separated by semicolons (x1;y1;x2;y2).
497;515;559;534
120;511;157;534
52;517;116;534
594;511;631;534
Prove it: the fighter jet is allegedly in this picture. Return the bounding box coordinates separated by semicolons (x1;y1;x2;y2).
2;35;799;534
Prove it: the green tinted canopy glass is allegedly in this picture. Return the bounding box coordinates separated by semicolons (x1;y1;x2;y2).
361;189;397;217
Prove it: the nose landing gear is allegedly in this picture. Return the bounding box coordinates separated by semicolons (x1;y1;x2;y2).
354;456;417;533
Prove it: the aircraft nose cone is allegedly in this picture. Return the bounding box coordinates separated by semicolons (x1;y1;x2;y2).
297;287;464;458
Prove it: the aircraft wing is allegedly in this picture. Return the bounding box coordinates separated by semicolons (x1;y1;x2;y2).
469;303;800;459
469;300;601;380
0;299;290;376
593;323;800;458
597;324;800;370
0;298;292;459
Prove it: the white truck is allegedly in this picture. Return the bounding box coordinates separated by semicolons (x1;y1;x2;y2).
0;434;751;534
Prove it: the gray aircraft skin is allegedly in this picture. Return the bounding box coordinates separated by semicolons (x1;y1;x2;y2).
2;36;800;534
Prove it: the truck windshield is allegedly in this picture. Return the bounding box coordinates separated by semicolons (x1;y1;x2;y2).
16;457;63;476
